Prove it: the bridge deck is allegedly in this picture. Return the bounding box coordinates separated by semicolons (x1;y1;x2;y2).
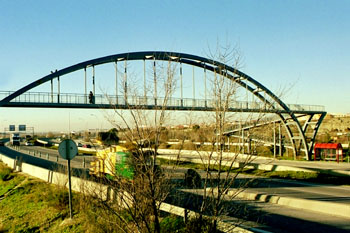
0;91;325;113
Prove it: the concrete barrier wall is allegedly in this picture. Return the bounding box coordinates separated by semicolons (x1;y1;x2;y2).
0;152;100;195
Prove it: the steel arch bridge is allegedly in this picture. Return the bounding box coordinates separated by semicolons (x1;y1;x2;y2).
0;51;326;160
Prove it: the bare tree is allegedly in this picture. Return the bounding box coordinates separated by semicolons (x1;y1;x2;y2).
86;56;182;233
185;43;264;232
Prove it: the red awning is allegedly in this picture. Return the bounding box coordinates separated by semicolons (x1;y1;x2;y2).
314;143;342;150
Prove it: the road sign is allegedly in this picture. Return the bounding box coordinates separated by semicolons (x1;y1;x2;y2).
19;125;26;131
58;139;78;160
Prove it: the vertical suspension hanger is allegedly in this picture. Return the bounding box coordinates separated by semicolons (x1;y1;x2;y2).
144;59;146;102
167;59;172;99
50;78;53;103
124;59;127;102
57;76;60;103
116;61;119;104
92;65;95;96
192;65;195;106
204;64;207;107
180;62;183;106
84;67;87;104
153;57;157;106
213;66;217;102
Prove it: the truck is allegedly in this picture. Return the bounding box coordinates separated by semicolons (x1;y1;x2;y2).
90;145;135;179
90;145;158;180
10;133;21;146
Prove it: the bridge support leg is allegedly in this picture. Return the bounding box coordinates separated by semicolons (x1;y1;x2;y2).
283;116;310;160
305;112;327;159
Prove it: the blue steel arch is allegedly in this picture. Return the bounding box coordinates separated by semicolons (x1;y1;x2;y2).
0;51;326;160
0;51;293;111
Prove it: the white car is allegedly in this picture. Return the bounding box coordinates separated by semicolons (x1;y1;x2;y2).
25;141;34;146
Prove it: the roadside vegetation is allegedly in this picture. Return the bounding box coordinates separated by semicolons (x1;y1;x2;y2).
0;162;221;233
0;163;85;232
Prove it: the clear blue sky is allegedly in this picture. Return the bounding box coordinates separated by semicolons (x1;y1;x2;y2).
0;0;349;132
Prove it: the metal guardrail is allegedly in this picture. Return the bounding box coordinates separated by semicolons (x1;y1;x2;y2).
8;145;90;169
0;91;325;112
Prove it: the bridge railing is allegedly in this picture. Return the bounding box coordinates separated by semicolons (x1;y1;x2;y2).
0;91;325;112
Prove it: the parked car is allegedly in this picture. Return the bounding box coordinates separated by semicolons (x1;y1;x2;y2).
82;144;92;148
25;141;34;146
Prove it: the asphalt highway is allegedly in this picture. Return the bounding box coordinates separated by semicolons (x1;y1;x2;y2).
1;144;349;232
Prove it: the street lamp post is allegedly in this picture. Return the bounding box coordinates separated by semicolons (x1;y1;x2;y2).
90;114;100;137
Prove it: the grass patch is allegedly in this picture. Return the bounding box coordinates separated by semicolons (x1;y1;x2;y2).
0;162;193;233
160;214;186;233
48;145;59;150
0;164;26;196
0;166;12;181
246;169;319;180
0;162;88;232
158;158;220;172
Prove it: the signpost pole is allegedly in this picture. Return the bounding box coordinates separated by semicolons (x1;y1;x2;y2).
59;139;77;220
67;158;73;219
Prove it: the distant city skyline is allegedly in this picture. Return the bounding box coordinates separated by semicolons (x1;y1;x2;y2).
1;0;349;132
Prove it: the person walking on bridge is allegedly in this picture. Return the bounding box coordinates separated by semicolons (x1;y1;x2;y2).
89;91;94;104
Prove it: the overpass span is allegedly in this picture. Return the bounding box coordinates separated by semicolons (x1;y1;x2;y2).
0;51;326;160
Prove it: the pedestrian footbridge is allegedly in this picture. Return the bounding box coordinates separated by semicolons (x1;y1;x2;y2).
0;51;326;160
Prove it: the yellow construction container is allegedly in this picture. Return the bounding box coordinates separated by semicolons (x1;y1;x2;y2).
90;145;133;178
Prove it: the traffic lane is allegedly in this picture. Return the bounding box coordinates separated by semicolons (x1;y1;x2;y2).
163;164;350;205
0;146;89;178
12;145;90;169
177;189;350;233
20;145;95;166
262;178;350;200
243;186;350;204
239;199;350;233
